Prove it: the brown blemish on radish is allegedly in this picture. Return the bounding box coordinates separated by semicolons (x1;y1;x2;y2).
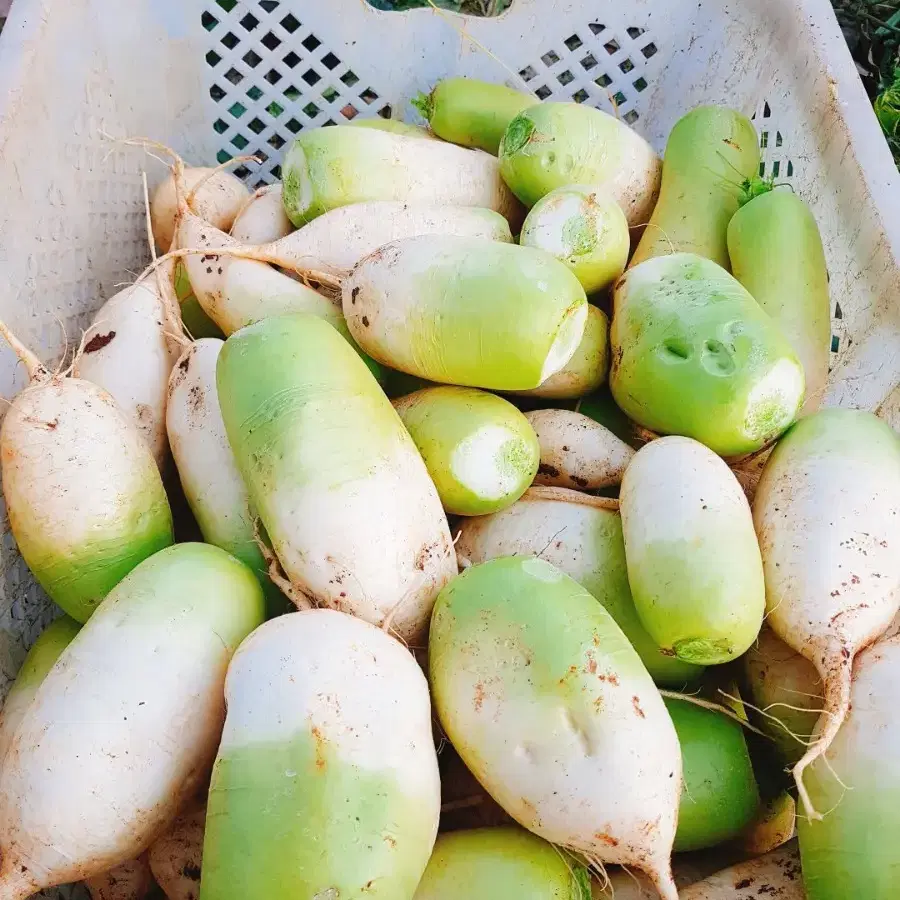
84;331;116;353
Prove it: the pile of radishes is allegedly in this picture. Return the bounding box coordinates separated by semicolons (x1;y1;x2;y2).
0;76;897;900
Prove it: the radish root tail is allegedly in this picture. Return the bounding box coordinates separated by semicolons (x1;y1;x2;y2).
0;321;49;382
252;519;314;611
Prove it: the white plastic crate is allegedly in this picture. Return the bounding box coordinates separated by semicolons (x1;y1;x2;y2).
0;0;897;892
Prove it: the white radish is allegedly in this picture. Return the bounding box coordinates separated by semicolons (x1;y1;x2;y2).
84;856;155;900
228;184;294;244
200;609;441;900
678;844;804;900
752;408;900;818
0;543;265;898
0;324;173;623
149;800;205;900
525;408;635;490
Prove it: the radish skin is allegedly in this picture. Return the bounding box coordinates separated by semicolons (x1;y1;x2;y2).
349;117;435;138
149;800;205;900
217;313;456;642
84;857;155;900
429;556;682;899
200;610;440;900
752;408;900;818
525;408;634;490
229;184;294;244
677;844;804;900
0;543;265;898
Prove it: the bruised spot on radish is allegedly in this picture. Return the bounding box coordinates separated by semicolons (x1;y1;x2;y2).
84;331;116;353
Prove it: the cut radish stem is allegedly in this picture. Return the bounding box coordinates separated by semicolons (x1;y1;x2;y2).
229;184;294;244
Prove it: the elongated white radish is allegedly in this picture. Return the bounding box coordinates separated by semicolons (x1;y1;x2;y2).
678;844;803;900
752;408;900;818
84;856;155;900
0;325;174;623
228;184;294;244
74;281;180;468
525;408;634;490
149;800;205;900
430;556;682;900
200;609;441;900
621;436;766;665
0;543;265;899
217;313;456;642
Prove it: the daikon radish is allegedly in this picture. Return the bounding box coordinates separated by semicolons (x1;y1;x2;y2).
678;844;804;900
0;324;173;623
752;408;900;817
228;184;294;244
200;609;440;900
84;857;154;900
430;556;683;899
0;543;265;898
149;800;206;900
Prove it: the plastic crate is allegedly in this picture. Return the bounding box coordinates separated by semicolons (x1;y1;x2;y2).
0;0;897;892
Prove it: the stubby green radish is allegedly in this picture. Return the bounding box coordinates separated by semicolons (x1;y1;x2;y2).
412;77;535;154
217;313;455;642
525;408;634;490
0;616;80;762
620;436;765;665
678;844;804;900
739;792;796;857
611;253;805;456
175;262;223;340
149;800;205;900
797;630;900;898
498;102;661;226
0;324;173;623
743;627;823;768
151;166;249;253
201;609;440;900
727;186;831;412
512;305;609;400
281;125;522;226
393;386;539;516
73;281;180;468
228;184;294;244
456;485;704;685
344;236;588;390
414;827;590;900
84;857;154;900
752;408;900;818
0;543;265;899
665;698;760;851
348;117;436;138
430;556;683;899
519;186;630;294
166;339;287;617
630;106;760;268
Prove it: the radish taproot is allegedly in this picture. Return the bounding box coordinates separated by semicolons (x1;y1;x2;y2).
393;386;539;516
630;106;760;268
0;324;174;623
343;235;588;390
412;77;535;154
201;609;440;900
455;485;704;686
216;313;456;641
519;185;630;294
0;543;265;898
525;408;634;490
229;184;294;244
498;102;661;226
84;857;155;900
149;800;205;900
281;125;522;226
610;254;805;456
727;186;831;413
678;844;804;900
752;408;900;817
429;556;683;899
620;436;765;665
413;827;591;899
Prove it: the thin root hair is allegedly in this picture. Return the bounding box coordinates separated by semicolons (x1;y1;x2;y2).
659;689;772;739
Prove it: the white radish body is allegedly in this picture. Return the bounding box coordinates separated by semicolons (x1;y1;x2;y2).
84;856;155;900
678;844;804;900
525;408;634;490
74;282;179;468
149;800;205;900
229;185;294;244
752;409;900;818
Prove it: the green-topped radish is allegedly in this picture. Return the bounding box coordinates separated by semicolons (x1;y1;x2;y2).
0;325;174;623
393;386;539;516
610;253;805;456
631;106;760;268
149;800;206;900
281;125;522;226
413;77;535;154
429;556;683;899
512;305;609;400
201;609;440;900
0;543;265;899
217;313;455;641
229;184;294;244
455;486;704;686
620;436;765;665
175;261;223;340
727;186;831;412
752;408;900;818
678;844;803;900
414;827;590;899
525;408;634;491
498;102;660;226
349;117;436;138
519;185;629;294
84;856;154;900
343;236;587;390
